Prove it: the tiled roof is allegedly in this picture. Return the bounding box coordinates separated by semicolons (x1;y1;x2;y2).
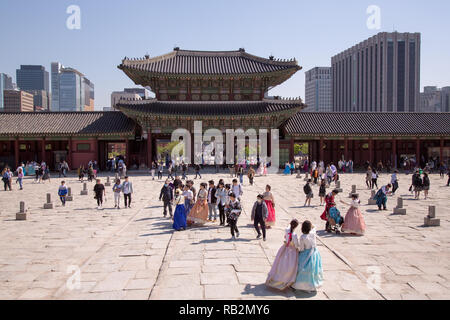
116;98;305;117
118;49;300;75
283;112;450;136
0;112;135;137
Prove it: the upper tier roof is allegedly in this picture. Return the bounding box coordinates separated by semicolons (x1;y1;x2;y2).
118;48;301;76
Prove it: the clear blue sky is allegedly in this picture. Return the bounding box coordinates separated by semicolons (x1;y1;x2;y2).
1;0;449;109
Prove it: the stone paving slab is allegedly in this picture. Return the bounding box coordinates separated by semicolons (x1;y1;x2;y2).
1;171;449;299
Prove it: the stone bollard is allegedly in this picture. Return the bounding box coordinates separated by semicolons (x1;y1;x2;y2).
66;187;73;201
393;197;406;215
303;172;310;181
44;193;54;209
335;180;343;192
105;176;111;186
368;190;377;205
348;184;359;198
16;201;27;220
424;206;440;226
80;182;88;195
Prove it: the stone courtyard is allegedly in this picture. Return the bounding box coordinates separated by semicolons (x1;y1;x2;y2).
0;170;449;300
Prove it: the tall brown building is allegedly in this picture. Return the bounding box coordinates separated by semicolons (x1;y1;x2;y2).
332;32;421;112
3;90;34;112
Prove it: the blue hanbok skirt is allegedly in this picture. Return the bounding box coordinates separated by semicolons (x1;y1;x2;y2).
292;247;323;291
283;165;291;175
375;190;387;208
173;204;187;231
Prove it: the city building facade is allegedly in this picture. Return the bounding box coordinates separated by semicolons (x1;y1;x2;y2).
332;32;421;112
304;67;332;112
2;90;34;112
0;73;14;110
420;86;450;112
16;65;51;110
111;91;142;109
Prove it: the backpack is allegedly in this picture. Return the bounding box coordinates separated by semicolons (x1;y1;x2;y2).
303;184;311;195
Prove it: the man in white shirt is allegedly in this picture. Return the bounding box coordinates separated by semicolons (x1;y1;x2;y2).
231;179;243;202
122;176;133;208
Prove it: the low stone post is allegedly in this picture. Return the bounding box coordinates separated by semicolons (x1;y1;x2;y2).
44;193;54;209
80;182;88;195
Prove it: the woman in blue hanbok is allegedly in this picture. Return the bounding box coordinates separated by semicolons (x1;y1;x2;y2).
374;184;392;210
283;162;291;175
173;189;187;231
292;220;323;292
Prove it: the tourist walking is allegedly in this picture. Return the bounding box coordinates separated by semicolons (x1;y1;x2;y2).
2;168;12;191
340;195;366;235
173;189;187;231
225;193;242;240
238;165;244;184
207;180;218;222
215;181;227;226
283;162;290;175
112;178;123;209
391;170;399;195
318;180;326;206
263;184;276;228
159;179;173;217
167;162;174;180
231;179;243;202
16;166;24;190
187;182;208;225
248;166;255;185
194;164;202;179
122;176;133;208
251;194;268;241
371;169;379;189
291;220;323;292
320;189;339;232
303;179;313;207
58;181;68;207
265;219;300;290
374;184;392;211
412;169;423;199
422;172;430;200
94;178;106;209
182;162;188;180
150;161;157;180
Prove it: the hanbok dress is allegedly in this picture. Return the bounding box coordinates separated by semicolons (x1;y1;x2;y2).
374;185;389;209
183;189;194;214
341;200;366;235
263;164;268;176
283;163;291;175
292;228;323;292
266;228;299;290
187;188;208;225
173;194;187;231
257;163;264;176
263;191;276;227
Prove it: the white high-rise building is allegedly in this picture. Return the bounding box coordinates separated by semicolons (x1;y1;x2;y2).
304;67;332;112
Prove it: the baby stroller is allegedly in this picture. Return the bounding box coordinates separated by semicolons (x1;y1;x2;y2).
325;206;344;234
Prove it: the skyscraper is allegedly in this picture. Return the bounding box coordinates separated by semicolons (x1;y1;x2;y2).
51;62;95;111
3;90;34;112
331;32;421;112
304;67;332;112
16;65;50;110
421;86;450;112
0;73;14;110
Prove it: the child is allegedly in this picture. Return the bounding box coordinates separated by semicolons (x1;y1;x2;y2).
112;178;122;209
266;219;299;290
318;180;326;206
225;193;241;240
251;195;268;241
292;220;323;292
340;195;366;236
303;179;313;207
58;181;68;206
94;179;106;209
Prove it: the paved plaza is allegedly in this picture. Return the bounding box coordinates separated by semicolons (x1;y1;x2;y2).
0;170;449;300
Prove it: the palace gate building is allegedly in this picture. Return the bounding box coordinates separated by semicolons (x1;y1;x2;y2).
1;48;450;170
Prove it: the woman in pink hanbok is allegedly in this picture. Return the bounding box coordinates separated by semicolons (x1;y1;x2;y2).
266;219;299;290
263;163;268;176
340;195;366;235
263;184;276;228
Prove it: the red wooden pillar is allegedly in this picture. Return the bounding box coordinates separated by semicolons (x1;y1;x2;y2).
344;137;349;160
368;137;373;166
392;138;397;169
147;128;153;167
41;138;46;163
191;131;195;165
289;137;294;162
416;137;421;166
319;137;324;162
440;137;444;163
68;137;73;169
125;137;130;167
14;138;19;168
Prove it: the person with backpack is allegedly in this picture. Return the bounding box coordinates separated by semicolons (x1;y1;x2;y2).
303;179;313;207
251;194;268;241
159;179;174;217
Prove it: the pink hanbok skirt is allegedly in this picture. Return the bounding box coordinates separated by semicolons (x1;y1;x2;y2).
341;207;366;235
265;200;275;227
266;243;299;290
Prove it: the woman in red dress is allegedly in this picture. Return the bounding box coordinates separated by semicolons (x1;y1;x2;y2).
263;184;276;228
